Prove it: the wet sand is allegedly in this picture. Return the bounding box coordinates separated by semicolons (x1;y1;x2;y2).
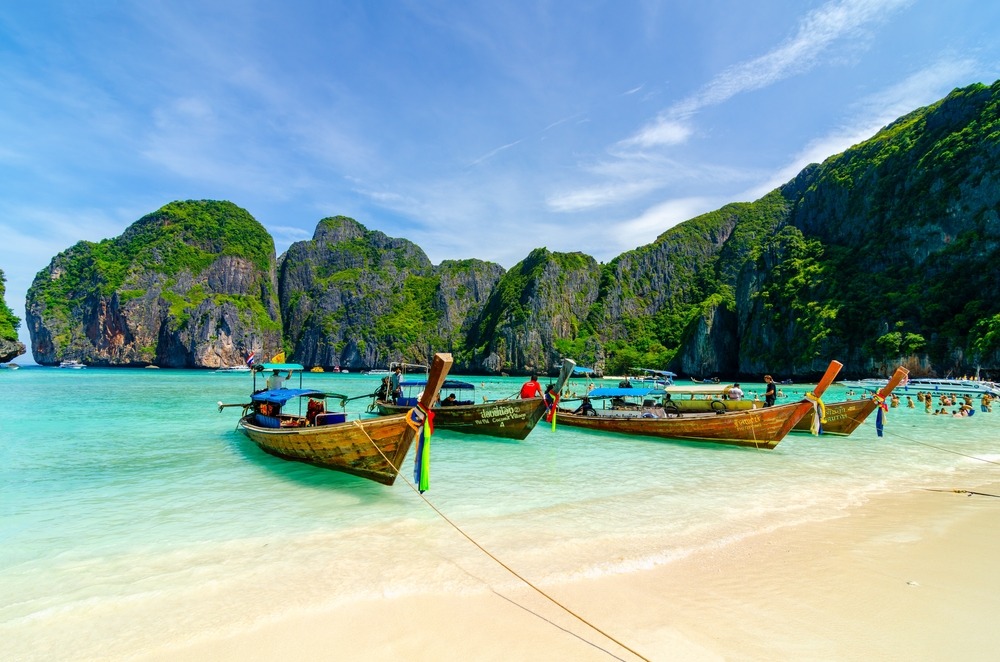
143;481;1000;661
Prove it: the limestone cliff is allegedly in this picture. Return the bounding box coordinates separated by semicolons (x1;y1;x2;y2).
277;216;503;370
26;200;281;367
466;248;601;374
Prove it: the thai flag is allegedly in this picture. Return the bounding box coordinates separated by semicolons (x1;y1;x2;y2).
245;351;256;366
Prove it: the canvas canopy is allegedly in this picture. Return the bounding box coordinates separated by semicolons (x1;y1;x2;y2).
586;387;667;399
258;363;305;372
250;388;327;406
400;378;474;391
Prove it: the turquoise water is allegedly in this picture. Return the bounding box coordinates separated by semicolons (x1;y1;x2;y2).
1;367;996;659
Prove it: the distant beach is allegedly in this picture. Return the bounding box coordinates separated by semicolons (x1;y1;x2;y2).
1;367;998;660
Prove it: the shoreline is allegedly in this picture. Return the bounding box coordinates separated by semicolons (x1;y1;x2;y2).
140;480;1000;661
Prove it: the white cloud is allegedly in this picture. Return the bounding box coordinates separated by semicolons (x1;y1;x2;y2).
670;0;913;121
547;179;665;213
615;197;716;244
743;55;983;199
469;139;524;166
619;118;692;149
623;0;913;154
563;0;917;221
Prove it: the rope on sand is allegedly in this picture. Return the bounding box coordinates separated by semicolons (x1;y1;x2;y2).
923;488;1000;499
355;422;648;662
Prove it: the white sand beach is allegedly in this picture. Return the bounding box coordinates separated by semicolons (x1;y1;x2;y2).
142;482;1000;662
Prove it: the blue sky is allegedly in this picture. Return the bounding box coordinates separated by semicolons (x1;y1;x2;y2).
2;0;999;357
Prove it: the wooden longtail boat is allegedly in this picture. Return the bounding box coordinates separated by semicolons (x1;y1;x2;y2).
794;366;909;436
555;360;843;449
223;353;452;485
373;358;576;439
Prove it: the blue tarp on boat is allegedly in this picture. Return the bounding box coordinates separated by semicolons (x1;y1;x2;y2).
399;379;475;390
250;388;327;406
586;387;666;399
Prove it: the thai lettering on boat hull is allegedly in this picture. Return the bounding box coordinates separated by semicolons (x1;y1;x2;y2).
477;405;519;419
732;414;764;429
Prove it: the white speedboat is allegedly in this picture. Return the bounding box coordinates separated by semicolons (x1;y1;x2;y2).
840;377;1000;398
58;360;86;369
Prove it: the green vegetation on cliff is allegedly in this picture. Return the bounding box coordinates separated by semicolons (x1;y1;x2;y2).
0;269;20;341
780;81;1000;372
31;200;276;333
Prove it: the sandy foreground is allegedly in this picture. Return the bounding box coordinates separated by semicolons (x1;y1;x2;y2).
143;482;1000;662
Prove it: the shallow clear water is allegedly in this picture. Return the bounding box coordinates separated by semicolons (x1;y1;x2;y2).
1;367;996;659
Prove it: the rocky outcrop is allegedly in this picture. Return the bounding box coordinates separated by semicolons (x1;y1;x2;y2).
26;201;281;367
278;216;504;370
466;249;601;374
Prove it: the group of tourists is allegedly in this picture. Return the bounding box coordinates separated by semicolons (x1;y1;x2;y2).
913;391;992;416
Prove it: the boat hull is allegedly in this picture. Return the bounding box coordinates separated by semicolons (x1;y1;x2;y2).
796;366;910;437
556;400;808;449
793;399;876;436
558;359;844;448
236;352;454;485
240;413;417;485
376;397;546;440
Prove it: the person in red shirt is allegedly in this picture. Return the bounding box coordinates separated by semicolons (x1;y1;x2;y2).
520;374;543;399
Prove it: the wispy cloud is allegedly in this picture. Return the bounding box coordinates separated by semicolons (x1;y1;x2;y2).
743;55;983;199
469;139;523;166
608;197;718;252
547;179;666;213
626;0;914;149
552;0;916;219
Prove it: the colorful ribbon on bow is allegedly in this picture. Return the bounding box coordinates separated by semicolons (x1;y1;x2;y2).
407;403;435;492
804;391;826;435
872;393;888;437
545;388;560;430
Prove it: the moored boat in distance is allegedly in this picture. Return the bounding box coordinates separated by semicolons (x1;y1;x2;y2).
220;353;453;485
215;365;251;373
556;360;843;449
795;366;909;436
372;359;576;439
58;360;85;369
839;376;1000;398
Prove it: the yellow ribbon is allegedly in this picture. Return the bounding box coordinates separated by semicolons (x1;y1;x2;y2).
804;391;826;435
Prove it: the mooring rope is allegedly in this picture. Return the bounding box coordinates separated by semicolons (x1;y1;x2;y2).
923;488;1000;498
827;405;1000;502
352;420;647;661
